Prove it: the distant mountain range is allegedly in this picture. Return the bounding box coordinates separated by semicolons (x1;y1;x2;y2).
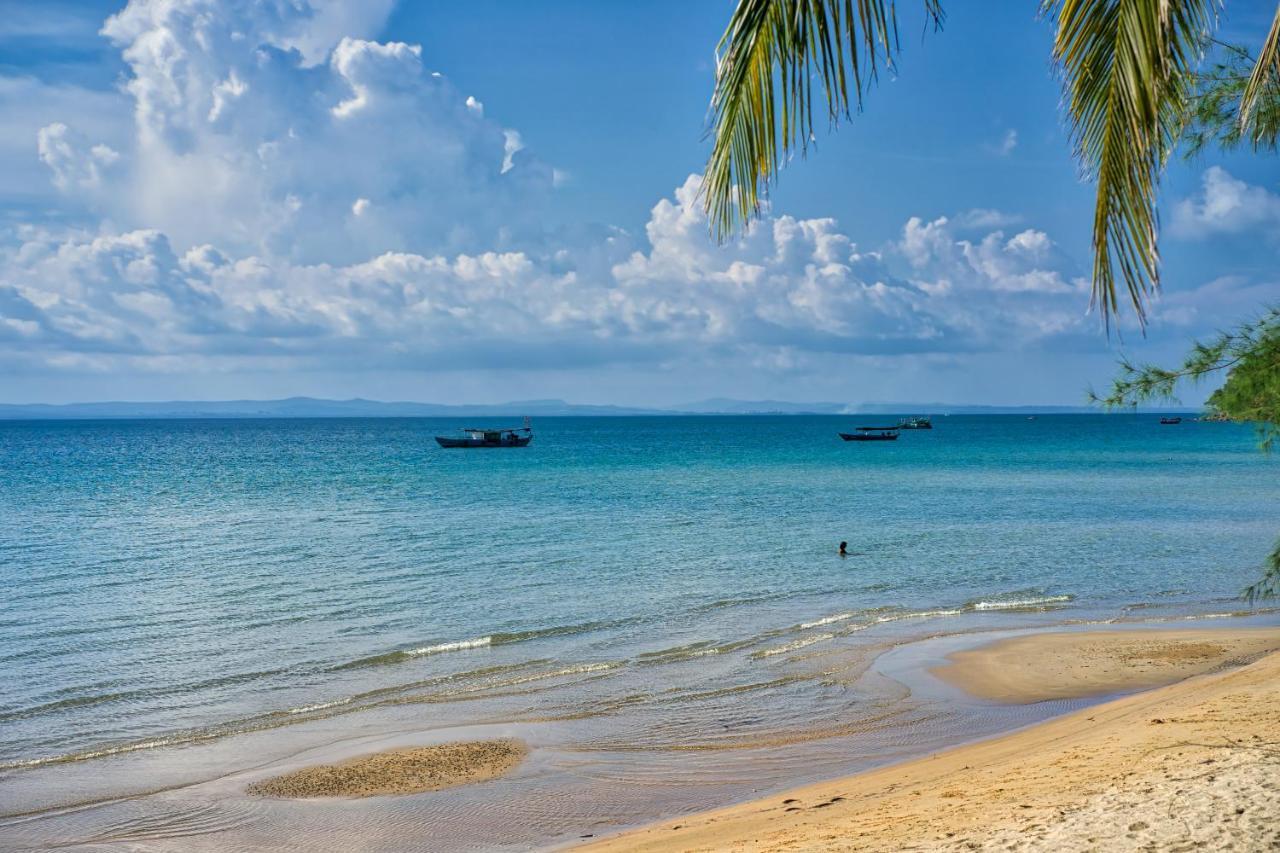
0;396;1198;419
0;397;666;420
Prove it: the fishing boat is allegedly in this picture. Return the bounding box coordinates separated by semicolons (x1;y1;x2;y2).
1159;416;1183;425
435;419;532;448
839;426;900;442
898;416;933;430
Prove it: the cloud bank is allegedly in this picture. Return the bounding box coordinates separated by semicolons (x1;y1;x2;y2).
2;170;1099;376
3;0;1267;390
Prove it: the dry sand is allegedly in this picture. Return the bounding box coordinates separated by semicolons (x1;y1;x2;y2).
931;627;1280;703
582;627;1280;851
247;738;527;799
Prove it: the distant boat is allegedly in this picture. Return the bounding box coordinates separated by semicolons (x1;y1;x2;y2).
839;426;900;442
898;416;933;430
436;418;532;448
1159;416;1183;425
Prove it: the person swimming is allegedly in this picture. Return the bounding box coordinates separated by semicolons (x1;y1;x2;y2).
838;541;848;557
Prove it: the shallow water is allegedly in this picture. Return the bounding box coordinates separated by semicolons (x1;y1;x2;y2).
1;414;1277;849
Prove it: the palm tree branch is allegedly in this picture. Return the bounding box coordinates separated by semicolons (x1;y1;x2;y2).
704;0;943;240
1240;3;1280;130
1046;0;1218;330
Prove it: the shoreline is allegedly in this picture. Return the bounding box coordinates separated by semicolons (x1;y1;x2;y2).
4;617;1278;851
581;624;1280;851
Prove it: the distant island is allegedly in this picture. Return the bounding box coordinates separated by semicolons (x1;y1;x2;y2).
0;396;1199;420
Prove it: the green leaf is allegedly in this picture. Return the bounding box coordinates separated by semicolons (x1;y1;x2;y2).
1045;0;1219;330
1240;4;1280;132
703;0;943;240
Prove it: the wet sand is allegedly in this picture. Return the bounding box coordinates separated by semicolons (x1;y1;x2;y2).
582;627;1280;851
247;738;527;799
930;626;1280;703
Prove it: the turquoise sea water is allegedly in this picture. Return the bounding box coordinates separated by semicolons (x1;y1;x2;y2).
1;414;1277;849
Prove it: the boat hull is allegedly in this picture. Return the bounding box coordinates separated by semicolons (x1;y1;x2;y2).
839;432;899;441
435;436;532;448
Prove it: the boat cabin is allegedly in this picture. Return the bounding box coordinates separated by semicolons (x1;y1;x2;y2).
435;420;533;448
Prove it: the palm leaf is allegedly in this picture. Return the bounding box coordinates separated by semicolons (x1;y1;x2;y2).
1046;0;1218;329
703;0;944;240
1239;3;1280;133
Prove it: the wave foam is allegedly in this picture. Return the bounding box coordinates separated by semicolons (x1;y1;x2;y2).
751;632;836;659
876;608;964;622
485;661;621;689
406;636;492;657
971;594;1072;611
799;612;858;629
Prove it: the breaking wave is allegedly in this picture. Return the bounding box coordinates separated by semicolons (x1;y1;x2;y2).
969;594;1073;611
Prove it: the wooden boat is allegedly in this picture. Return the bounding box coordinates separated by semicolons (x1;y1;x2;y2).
839;426;900;442
1159;416;1183;425
898;416;933;430
436;419;532;448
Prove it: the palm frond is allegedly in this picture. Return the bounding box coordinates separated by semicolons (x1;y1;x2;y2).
703;0;944;240
1046;0;1218;330
1240;4;1280;131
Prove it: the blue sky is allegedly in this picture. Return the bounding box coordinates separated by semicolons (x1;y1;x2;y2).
0;0;1277;407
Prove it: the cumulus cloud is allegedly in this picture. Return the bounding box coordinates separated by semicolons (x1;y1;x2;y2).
896;216;1086;338
0;76;130;207
1;0;1100;381
1;174;1095;374
39;0;555;264
37;123;121;191
1171;167;1280;238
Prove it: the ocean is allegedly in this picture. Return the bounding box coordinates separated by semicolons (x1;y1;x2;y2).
1;414;1277;849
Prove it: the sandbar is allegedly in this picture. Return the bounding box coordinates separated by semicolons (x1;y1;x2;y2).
930;626;1280;703
247;738;527;799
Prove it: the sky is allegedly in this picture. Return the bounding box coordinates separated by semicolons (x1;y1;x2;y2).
0;0;1277;407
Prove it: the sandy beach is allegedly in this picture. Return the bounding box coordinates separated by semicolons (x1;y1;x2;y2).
930;627;1280;703
584;626;1280;851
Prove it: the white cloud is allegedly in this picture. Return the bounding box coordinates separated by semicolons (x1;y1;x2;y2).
954;208;1022;230
37;123;120;191
0;76;130;205
501;129;524;174
1149;274;1280;328
0;1;1101;381
1172;166;1280;238
278;0;398;66
898;214;1085;338
985;128;1017;156
1;175;1095;374
40;0;556;264
1004;229;1051;260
